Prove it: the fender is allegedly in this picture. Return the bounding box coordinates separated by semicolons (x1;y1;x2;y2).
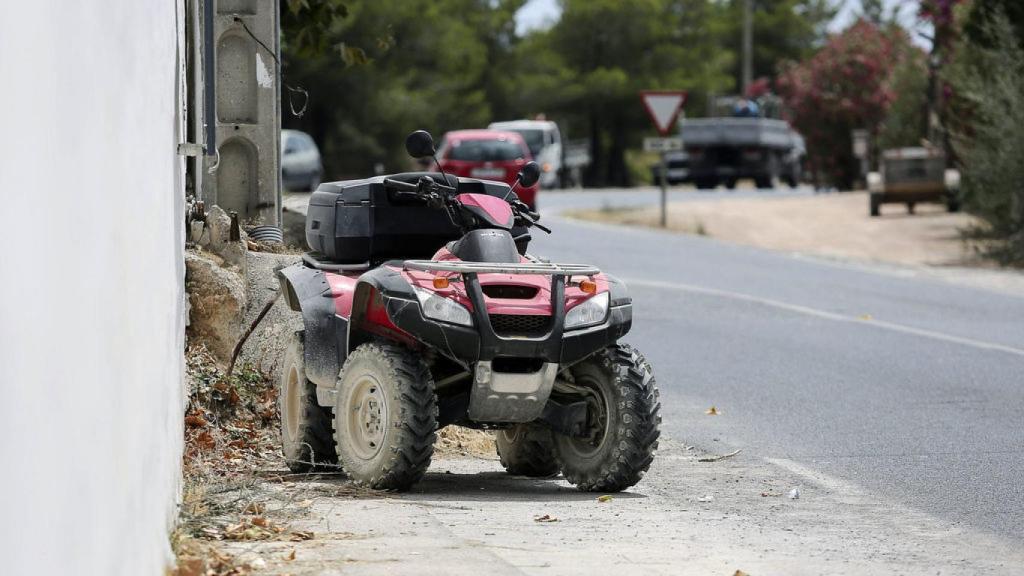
277;263;348;389
348;264;418;352
604;273;633;307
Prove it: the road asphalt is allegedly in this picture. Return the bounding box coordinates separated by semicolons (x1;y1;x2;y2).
532;186;1024;541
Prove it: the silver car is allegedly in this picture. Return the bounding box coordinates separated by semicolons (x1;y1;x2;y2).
281;129;323;191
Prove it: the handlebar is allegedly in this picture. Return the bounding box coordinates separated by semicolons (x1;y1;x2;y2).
382;177;418;192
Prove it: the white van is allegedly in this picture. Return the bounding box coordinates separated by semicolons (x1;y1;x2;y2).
488;119;562;188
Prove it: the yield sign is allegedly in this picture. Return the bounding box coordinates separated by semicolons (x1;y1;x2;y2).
640;90;687;136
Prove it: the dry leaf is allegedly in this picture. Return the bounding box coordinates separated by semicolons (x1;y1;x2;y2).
244;502;265;515
184;414;208;428
174;558;205;576
284;548;297;561
858;314;873;320
734;571;750;576
596;495;613;503
195;431;216;450
297;499;313;508
705;406;720;416
289;530;315;541
533;514;559;522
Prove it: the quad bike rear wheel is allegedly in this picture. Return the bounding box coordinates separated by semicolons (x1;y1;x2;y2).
496;423;559;477
279;331;338;472
334;343;437;490
553;344;661;492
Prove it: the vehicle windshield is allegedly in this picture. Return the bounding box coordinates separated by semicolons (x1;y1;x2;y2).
446;139;524;161
512;129;545;156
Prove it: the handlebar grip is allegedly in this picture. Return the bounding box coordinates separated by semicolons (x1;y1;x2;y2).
383;178;418;192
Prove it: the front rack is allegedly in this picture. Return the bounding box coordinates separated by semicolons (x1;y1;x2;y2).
403;260;600;276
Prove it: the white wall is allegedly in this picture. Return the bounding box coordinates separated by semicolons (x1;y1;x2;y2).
0;2;186;574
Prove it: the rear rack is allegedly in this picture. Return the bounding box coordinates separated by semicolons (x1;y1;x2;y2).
403;260;600;276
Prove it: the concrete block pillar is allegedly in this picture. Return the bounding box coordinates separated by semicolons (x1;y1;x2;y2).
201;0;281;226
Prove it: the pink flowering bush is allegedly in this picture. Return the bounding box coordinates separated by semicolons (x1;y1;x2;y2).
777;21;915;188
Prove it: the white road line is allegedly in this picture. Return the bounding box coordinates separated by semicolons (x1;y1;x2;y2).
626;277;1024;358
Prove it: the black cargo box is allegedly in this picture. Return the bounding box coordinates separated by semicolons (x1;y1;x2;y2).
305;172;515;264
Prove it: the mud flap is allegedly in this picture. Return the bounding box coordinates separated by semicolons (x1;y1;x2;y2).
277;263;347;391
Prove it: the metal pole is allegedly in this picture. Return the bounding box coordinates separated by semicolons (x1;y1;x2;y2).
659;152;668;228
742;0;753;95
203;0;216;157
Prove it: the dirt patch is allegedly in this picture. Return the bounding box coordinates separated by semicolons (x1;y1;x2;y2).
569;192;991;267
434;425;496;458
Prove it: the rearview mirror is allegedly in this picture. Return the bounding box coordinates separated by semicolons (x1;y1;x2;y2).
517;161;542;188
405;130;436;159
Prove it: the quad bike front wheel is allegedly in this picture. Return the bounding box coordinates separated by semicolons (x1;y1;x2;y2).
496;423;559;477
553;344;661;492
279;331;338;472
334;343;437;490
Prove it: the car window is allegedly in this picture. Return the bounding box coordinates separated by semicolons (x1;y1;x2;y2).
513;129;545;156
283;136;299;154
446;139;525;161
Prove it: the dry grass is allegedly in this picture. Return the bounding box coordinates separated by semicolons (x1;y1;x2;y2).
171;346;363;576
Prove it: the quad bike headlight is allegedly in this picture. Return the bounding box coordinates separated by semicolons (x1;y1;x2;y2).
413;287;473;327
564;292;609;330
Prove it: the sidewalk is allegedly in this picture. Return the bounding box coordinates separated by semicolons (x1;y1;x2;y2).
213;438;1023;576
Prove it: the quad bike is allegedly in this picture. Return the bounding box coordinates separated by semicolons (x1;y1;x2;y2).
276;130;661;492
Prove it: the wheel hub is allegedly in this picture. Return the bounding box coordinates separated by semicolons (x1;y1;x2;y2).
346;376;388;460
563;380;609;457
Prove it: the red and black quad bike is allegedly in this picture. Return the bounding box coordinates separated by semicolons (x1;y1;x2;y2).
276;130;661;491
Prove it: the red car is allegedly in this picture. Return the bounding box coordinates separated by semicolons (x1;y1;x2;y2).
435;129;539;208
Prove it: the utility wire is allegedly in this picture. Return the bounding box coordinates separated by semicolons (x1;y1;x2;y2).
233;16;309;118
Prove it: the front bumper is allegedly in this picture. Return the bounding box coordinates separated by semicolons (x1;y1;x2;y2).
384;295;632;367
380;261;632;423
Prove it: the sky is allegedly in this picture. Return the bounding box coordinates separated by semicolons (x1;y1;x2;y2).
515;0;930;46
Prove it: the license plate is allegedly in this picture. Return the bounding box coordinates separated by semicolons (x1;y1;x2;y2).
471;168;505;179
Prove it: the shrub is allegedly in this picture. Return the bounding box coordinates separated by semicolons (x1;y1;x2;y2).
945;10;1024;264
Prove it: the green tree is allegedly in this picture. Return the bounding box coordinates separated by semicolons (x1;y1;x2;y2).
946;7;1024;263
723;0;838;94
281;0;523;178
513;0;735;186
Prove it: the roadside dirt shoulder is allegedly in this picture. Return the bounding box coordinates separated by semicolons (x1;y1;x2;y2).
569;191;985;267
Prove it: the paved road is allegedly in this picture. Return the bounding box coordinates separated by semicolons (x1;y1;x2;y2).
529;189;1024;540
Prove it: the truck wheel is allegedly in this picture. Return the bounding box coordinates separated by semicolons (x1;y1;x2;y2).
725;178;737;190
870;194;881;217
553;345;661;492
496;423;559;477
754;176;773;189
907;202;916;215
334;343;437;490
279;332;338;472
947;197;961;213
